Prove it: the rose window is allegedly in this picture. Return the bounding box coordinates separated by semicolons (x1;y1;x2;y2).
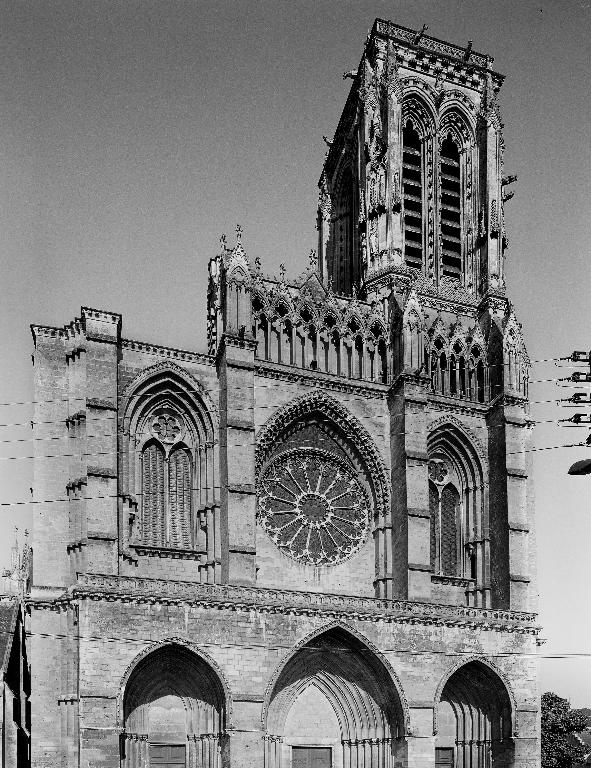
258;448;369;566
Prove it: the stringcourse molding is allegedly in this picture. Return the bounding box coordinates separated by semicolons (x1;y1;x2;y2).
63;574;540;634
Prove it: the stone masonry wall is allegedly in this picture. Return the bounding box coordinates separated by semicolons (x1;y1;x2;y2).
56;593;539;768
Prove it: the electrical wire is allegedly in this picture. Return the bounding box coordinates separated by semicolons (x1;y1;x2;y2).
0;626;551;659
0;395;578;429
0;440;587;507
0;415;578;447
0;361;585;410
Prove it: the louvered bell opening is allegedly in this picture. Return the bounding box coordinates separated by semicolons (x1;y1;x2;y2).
402;122;423;270
440;136;462;279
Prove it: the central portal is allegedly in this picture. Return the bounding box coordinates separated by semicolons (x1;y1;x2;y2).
292;747;332;768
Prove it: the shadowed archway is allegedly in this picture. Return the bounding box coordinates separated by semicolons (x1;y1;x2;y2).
436;660;514;768
264;626;406;768
121;644;228;768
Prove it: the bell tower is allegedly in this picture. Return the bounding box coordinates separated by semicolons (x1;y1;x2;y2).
318;20;533;611
318;19;513;298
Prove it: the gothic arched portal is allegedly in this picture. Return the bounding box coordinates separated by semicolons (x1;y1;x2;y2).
121;644;228;768
436;661;514;768
263;626;406;768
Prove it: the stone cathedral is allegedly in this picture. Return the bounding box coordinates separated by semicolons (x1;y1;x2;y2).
28;19;539;768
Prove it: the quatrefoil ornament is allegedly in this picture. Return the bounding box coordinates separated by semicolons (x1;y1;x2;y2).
428;458;449;484
151;412;183;444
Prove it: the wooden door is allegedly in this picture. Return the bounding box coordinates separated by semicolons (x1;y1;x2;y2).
149;744;185;768
435;747;455;768
292;746;332;768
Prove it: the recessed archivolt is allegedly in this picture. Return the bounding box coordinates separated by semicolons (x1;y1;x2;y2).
261;620;410;736
401;93;436;139
121;361;218;441
439;108;474;148
255;390;391;520
428;415;486;464
116;638;233;731
433;655;517;737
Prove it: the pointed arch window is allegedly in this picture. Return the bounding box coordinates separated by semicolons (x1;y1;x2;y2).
402;121;424;269
440;484;459;575
440;134;463;279
140;416;193;550
142;442;166;546
429;460;461;578
168;447;192;548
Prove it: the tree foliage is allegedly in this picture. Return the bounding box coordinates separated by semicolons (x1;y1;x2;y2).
542;692;589;768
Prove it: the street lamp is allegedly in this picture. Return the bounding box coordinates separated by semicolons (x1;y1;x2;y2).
568;458;591;475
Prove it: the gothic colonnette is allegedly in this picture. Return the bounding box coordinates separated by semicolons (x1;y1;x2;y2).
28;18;540;768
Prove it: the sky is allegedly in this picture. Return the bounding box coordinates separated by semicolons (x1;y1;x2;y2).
0;0;590;704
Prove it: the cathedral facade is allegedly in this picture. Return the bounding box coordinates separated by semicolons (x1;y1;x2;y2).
28;19;539;768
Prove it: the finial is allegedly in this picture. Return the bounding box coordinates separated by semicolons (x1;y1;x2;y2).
219;233;227;250
309;249;318;269
464;41;473;62
236;224;243;242
352;284;358;299
254;256;261;272
414;24;428;45
279;263;286;281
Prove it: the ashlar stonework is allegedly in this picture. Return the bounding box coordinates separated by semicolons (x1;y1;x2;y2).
28;18;539;768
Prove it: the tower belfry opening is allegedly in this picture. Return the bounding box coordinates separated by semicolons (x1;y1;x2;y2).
402;121;424;269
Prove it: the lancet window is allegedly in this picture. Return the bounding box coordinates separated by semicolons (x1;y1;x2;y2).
330;165;355;294
429;459;462;578
439;133;463;279
402;121;424;269
428;423;487;607
140;412;193;549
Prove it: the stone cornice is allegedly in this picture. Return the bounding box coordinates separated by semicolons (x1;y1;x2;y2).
428;394;489;417
254;361;389;399
31;574;541;635
81;306;122;325
373;19;502;80
122;338;214;366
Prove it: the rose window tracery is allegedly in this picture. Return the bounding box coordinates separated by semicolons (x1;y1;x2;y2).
258;448;369;566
